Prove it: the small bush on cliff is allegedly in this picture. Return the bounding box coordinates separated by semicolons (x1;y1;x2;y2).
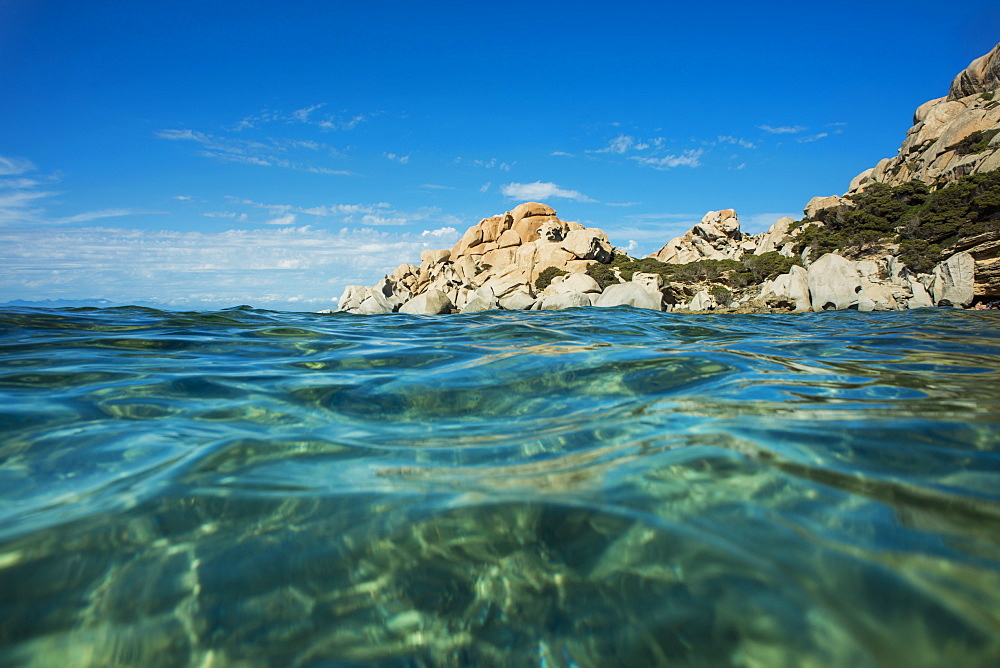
586;251;799;292
948;128;1000;155
710;285;733;306
534;266;569;291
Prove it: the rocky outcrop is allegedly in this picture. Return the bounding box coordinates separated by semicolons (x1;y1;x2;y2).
759;265;810;312
845;43;1000;194
650;209;753;263
338;202;624;314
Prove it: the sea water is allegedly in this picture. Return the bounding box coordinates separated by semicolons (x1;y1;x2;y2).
0;305;999;666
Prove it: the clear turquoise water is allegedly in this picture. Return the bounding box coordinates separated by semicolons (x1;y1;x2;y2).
1;305;999;666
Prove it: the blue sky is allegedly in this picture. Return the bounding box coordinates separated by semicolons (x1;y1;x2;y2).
1;1;998;310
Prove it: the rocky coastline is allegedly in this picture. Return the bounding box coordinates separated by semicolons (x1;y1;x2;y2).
335;44;1000;316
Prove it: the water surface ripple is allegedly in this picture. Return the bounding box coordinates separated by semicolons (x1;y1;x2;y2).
1;305;999;666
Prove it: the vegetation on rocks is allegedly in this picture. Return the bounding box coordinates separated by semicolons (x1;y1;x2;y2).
948;128;1000;155
794;168;1000;272
534;266;569;291
586;250;800;291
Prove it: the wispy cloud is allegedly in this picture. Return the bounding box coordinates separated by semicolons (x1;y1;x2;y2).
501;181;595;202
0;158;163;227
796;132;829;143
458;157;515;171
156;128;351;174
0;156;36;176
758;125;807;134
630;149;704;169
595;134;636;154
232;104;369;132
550;151;574;157
717;135;757;149
383;152;410;164
479;182;491;193
420;184;454;190
54;209;167;224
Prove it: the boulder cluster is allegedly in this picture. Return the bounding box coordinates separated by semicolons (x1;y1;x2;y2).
756;250;971;312
338;202;630;315
649;209;803;265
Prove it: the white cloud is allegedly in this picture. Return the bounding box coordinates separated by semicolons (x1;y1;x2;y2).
174;195;193;201
550;151;573;157
501;181;595;202
0;156;37;176
630;149;704;169
384;152;410;164
479;182;491;193
264;213;297;225
420;184;454;190
421;226;458;238
758;125;807;134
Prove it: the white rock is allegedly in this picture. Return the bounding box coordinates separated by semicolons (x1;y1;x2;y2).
907;279;934;308
808;253;862;311
760;265;811;312
687;290;717;311
358;296;391;314
594;283;662;310
859;280;899;311
400;289;454;315
539;292;592;310
555;272;602;294
931;251;975;306
560;229;613;262
631;272;663;296
498;290;536;310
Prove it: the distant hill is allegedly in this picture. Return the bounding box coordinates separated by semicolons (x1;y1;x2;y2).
0;298;163;309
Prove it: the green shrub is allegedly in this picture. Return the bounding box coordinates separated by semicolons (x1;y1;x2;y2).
948;129;1000;155
709;285;733;306
534;266;568;291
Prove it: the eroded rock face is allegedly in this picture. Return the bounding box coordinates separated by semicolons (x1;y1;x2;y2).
759;265;810;312
932;251;975;306
808;254;862;311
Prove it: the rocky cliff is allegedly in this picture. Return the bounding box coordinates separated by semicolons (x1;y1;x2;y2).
846;42;1000;194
